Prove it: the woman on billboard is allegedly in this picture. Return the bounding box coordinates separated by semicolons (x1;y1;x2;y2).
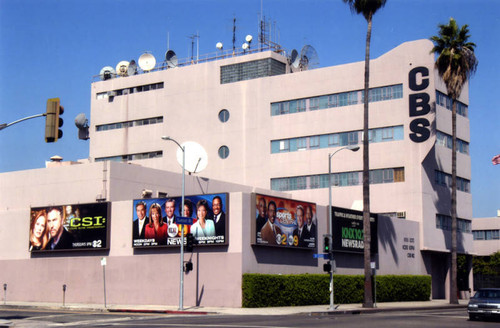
191;199;215;238
29;209;49;251
145;203;168;244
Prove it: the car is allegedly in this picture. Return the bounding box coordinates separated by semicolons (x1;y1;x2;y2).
468;288;500;321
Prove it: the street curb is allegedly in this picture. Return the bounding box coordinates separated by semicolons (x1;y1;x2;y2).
309;304;467;316
107;308;211;315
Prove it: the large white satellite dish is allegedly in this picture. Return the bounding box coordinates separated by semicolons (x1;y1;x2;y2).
138;52;156;71
99;66;115;80
116;61;129;77
176;141;208;173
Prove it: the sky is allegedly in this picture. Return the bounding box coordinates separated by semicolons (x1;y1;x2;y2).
0;0;498;218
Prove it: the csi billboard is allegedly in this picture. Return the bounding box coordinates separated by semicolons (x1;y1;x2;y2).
29;202;110;252
253;193;316;249
132;193;228;248
331;206;378;254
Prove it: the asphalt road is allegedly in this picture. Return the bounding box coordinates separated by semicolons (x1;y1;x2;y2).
1;307;499;327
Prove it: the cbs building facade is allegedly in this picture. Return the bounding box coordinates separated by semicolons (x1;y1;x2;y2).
0;39;474;307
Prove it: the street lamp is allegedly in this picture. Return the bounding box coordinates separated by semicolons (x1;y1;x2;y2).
161;136;186;310
327;145;360;311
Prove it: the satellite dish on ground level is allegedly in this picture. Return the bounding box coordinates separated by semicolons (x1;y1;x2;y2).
116;61;129;76
165;50;178;68
138;52;156;71
176;141;208;174
127;60;137;75
99;66;115;80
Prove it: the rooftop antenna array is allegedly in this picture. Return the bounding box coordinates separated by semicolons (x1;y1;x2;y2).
188;33;200;63
138;52;156;72
232;17;236;55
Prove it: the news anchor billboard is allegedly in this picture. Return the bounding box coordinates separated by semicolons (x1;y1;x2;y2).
253;193;316;249
29;202;110;252
132;193;228;248
331;206;378;254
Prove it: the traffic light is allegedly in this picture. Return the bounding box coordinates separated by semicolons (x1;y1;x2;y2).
184;260;193;273
186;233;196;252
45;98;64;142
323;234;332;253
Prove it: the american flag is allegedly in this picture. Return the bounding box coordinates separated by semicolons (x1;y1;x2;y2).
493;154;500;165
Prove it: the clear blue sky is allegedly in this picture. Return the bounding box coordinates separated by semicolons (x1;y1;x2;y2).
0;0;498;218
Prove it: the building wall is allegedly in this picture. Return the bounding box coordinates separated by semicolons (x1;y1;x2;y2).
472;215;500;256
1;162;426;306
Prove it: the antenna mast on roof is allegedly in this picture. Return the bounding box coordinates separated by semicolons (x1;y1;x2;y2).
188;33;199;63
232;17;236;55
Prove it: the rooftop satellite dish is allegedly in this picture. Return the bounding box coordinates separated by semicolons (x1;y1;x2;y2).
165;50;178;68
115;61;129;77
242;43;249;50
245;35;253;43
127;60;138;76
138;52;156;71
99;66;115;80
299;45;319;71
176;141;208;174
290;49;300;70
216;42;223;50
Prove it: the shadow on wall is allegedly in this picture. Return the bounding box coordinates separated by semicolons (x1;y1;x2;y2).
378;216;399;265
422;146;467;253
252;246;318;267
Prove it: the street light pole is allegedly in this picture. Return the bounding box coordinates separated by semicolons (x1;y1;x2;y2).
161;136;185;310
328;145;360;311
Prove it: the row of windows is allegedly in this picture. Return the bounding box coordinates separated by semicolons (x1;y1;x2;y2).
473;230;500;240
270;167;404;191
436;91;468;117
271;125;403;154
435;170;471;193
96;82;164;100
270;84;403;116
436;214;472;233
95;151;163;162
435;131;469;155
96;117;163;132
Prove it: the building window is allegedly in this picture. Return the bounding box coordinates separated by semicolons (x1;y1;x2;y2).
434;170;471;193
218;146;230;159
97;82;164;100
436;91;468;117
270;167;404;191
219;109;230;123
436;214;471;233
95;151;163;162
436;131;469;155
270;125;403;154
96;116;163;132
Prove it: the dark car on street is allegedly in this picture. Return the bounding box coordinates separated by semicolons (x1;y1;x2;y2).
468;288;500;321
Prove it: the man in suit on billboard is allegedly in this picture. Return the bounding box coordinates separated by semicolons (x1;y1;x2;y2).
260;201;282;245
212;196;226;237
133;201;148;240
293;205;309;247
256;197;267;233
163;199;177;226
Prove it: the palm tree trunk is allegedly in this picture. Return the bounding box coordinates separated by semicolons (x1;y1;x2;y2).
362;12;373;309
450;100;458;304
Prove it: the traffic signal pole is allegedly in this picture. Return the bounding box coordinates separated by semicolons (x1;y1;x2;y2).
0;113;46;131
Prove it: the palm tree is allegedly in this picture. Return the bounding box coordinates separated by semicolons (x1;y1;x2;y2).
342;0;387;308
430;17;477;304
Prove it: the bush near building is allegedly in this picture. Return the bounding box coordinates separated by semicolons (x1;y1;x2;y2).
242;273;431;308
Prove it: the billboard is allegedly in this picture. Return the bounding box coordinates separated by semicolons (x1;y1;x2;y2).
331;206;378;254
29;202;110;252
254;193;316;249
132;193;228;248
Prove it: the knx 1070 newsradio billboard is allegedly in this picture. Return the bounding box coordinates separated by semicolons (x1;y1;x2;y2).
331;206;378;254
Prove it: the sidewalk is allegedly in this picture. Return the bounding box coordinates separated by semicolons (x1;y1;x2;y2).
0;299;468;316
